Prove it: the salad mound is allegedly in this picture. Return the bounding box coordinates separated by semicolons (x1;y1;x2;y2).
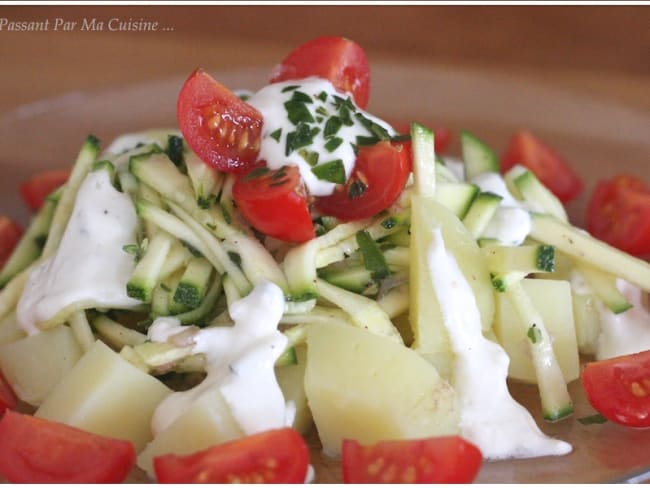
0;36;649;484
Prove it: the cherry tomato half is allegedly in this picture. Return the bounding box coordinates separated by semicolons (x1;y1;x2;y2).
233;164;315;243
177;68;263;173
315;141;411;221
342;436;483;484
0;410;135;483
270;36;370;110
586;174;650;257
500;130;583;203
154;428;309;484
0;216;22;269
582;349;650;428
20;169;70;212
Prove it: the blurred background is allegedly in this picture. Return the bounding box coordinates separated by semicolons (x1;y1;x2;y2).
1;4;648;112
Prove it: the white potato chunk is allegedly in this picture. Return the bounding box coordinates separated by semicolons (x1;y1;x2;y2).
36;340;171;451
305;322;459;457
137;387;244;479
495;278;580;383
0;324;82;405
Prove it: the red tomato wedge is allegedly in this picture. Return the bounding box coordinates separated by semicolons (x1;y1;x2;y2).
582;349;650;428
20;169;69;212
270;36;371;109
342;436;483;484
389;121;453;154
0;216;22;269
0;410;135;483
500;130;583;203
0;371;17;415
315;141;411;221
154;428;309;484
178;68;263;173
233;165;315;243
586;174;650;257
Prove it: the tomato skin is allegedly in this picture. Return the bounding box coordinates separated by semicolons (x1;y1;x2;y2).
342;436;482;484
500;130;583;203
270;36;370;109
389;121;453;154
0;216;22;269
154;428;309;484
233;165;315;243
582;350;650;428
315;141;411;221
0;371;17;415
0;410;135;483
177;68;263;173
20;169;70;212
586;174;650;257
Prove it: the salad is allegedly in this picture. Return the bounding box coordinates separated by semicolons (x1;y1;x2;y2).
0;36;649;483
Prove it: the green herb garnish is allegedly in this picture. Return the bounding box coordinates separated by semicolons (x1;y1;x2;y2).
286;123;320;155
356;230;390;281
298;149;319;167
527;325;543;344
324;116;343;138
324;137;344;153
281;85;300;93
348;179;367;199
577;413;608;425
269;128;282;142
311;160;346;184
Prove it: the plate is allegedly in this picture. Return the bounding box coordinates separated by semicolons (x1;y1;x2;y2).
1;63;649;483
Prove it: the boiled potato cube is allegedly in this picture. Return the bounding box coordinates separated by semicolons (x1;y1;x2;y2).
36;340;171;451
0;312;26;345
276;345;311;434
0;324;82;405
137;387;244;479
305;323;459;457
495;278;579;383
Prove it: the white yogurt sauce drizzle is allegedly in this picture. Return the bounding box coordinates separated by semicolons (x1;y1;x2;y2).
149;280;294;437
427;227;571;459
247;77;394;197
470;172;532;246
17;169;141;334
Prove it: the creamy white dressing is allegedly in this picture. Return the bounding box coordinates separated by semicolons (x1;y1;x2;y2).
247;77;394;196
17;170;141;334
149;281;293;437
470;172;532;246
596;279;650;360
427;227;571;459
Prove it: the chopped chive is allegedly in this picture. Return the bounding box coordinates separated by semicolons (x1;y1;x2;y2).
166;135;185;167
332;95;356;111
316;116;324;123
198;196;216;210
281;85;300;92
356;113;391;141
356;230;391;281
160;283;172;292
269;128;282;142
298;149;319;167
324;137;344;153
316;106;329;117
205;222;217;231
269;178;290;187
284;100;314;126
311;160;346;184
220;201;232;224
356;135;380;146
536;245;556;273
324;116;343;138
577;413;608;425
242;166;270;181
286;123;320;155
338;106;353;126
271;167;288;180
291;91;313;103
348;179;367;199
527;325;543;344
317;91;328;102
390;134;412;143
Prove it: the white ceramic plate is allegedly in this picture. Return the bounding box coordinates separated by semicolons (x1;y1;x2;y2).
1;63;649;483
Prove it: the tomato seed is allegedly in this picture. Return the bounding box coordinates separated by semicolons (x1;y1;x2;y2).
629;381;648;397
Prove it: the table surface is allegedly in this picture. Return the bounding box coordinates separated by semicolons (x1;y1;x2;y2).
1;5;648;114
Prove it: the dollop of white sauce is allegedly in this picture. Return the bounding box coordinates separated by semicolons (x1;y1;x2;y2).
427;227;571;459
247;77;394;197
471;172;532;246
597;279;650;360
149;280;294;437
17;170;141;334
